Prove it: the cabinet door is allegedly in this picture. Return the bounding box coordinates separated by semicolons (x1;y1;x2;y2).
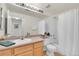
0;49;12;56
34;42;43;48
16;50;33;56
34;47;43;56
14;44;33;55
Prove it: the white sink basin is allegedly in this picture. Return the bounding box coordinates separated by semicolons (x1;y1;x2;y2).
13;38;32;44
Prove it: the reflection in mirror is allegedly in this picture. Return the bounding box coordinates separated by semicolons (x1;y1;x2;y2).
9;17;22;37
6;12;23;38
14;24;19;29
0;8;2;29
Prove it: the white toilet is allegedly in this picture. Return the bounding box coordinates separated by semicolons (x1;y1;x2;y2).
46;44;57;56
44;37;57;56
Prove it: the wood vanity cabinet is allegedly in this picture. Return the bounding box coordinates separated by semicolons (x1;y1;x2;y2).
0;49;12;56
16;50;33;56
0;41;43;56
13;44;33;56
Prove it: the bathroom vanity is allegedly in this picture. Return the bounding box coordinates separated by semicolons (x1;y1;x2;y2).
0;37;44;56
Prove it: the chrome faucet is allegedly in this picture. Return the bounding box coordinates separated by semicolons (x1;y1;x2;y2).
26;32;30;37
21;36;24;40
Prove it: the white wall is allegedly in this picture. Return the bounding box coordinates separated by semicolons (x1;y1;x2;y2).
43;16;58;44
7;11;41;36
38;20;46;35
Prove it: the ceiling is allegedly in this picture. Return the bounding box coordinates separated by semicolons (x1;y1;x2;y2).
6;3;47;19
28;3;79;16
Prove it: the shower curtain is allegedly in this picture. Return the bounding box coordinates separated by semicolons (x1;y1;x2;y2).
58;9;79;56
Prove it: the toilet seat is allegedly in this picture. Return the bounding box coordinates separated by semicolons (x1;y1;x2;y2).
43;37;58;56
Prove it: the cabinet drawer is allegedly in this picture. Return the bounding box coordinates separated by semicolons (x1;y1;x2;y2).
0;49;12;56
16;50;33;56
34;41;43;48
34;47;43;56
14;44;33;55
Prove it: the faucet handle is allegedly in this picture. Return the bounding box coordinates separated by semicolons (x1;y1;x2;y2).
27;32;30;37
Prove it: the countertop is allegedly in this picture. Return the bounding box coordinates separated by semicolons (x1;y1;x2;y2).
0;37;44;50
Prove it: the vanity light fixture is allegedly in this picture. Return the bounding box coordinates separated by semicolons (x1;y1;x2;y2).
15;3;44;13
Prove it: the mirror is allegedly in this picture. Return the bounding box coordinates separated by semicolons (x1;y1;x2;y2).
0;4;40;38
6;10;39;37
0;4;41;39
